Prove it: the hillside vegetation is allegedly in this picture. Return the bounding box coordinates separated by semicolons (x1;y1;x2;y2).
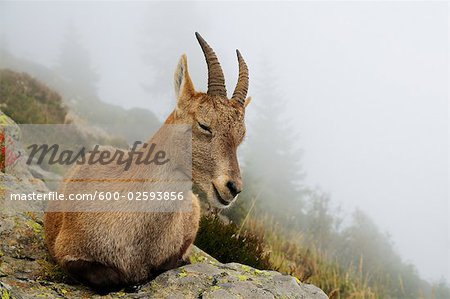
0;69;67;124
0;50;160;142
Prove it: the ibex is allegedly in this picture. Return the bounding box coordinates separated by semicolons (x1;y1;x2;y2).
43;33;251;293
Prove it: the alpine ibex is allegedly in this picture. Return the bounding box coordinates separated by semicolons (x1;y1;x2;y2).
43;33;251;293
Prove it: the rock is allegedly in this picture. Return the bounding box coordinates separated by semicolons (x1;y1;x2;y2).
27;163;62;191
0;111;48;214
149;262;328;299
0;111;328;298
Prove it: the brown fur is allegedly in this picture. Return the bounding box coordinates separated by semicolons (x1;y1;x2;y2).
44;37;250;293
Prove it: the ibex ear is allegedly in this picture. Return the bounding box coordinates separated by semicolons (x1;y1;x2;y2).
174;54;195;105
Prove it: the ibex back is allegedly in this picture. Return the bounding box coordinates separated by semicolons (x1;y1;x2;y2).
43;32;251;293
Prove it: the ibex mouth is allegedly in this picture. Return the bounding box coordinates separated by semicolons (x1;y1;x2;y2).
212;184;231;207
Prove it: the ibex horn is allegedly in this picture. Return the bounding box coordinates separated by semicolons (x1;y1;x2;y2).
231;49;249;106
195;32;227;97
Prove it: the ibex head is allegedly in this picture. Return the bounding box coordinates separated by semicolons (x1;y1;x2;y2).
168;32;251;208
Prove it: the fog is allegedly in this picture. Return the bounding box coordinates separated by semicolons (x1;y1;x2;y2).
1;1;448;285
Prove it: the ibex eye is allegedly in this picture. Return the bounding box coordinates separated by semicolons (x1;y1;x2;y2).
198;122;212;134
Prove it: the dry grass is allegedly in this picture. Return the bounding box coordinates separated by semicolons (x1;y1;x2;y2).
241;215;381;299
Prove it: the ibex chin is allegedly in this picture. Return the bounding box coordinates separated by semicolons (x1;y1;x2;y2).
43;33;251;293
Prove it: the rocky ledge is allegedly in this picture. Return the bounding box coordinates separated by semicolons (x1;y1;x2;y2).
0;210;327;299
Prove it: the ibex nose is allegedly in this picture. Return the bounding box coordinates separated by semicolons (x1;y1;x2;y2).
226;180;242;198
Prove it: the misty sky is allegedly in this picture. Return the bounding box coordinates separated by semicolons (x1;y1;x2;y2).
0;1;448;283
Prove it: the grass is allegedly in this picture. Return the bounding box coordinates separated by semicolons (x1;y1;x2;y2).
197;213;385;299
194;214;271;270
242;216;380;299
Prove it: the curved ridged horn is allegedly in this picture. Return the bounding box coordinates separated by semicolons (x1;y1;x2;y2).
231;50;249;106
195;32;227;97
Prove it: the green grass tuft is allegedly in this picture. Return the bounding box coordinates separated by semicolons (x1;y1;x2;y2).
194;214;271;270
